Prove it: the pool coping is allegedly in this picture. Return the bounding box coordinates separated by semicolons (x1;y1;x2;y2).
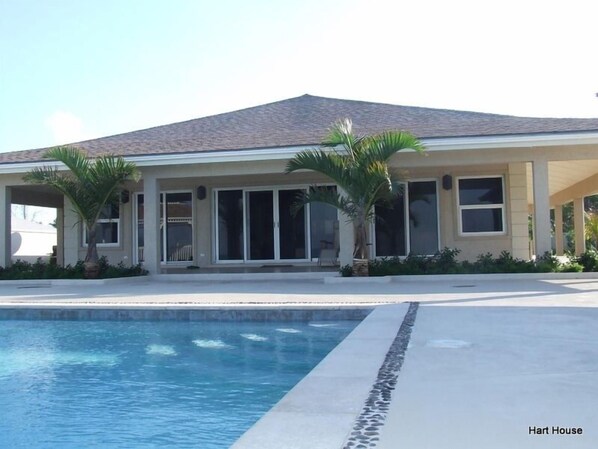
0;304;374;321
231;302;411;449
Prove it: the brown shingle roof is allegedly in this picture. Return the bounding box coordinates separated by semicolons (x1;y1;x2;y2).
3;94;598;164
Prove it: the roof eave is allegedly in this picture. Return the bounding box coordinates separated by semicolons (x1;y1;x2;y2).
2;131;598;174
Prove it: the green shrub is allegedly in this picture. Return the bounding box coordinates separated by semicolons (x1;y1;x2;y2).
360;248;588;276
0;257;147;280
535;252;560;273
339;264;353;277
560;262;584;272
575;250;598;272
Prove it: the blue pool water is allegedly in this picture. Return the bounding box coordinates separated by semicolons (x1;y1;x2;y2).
0;319;358;448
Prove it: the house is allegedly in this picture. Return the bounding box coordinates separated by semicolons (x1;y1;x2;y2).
1;94;598;274
11;216;57;263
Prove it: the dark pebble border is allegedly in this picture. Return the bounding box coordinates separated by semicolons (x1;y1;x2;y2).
343;302;420;449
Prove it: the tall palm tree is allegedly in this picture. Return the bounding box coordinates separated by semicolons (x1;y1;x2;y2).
286;119;424;274
23;146;140;278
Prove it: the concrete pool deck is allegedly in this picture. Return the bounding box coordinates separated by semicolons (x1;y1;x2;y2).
1;275;597;448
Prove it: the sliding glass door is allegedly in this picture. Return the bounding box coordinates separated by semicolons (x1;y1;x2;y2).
215;187;309;263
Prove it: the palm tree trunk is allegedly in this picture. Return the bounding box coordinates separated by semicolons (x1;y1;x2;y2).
84;225;100;278
353;220;369;276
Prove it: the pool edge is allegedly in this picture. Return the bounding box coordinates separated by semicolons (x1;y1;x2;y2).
231;303;410;449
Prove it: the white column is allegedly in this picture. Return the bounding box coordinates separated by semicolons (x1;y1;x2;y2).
143;175;161;274
56;207;65;266
63;197;79;265
532;159;551;257
0;185;12;267
574;197;585;256
337;187;354;267
554;204;564;255
508;163;530;259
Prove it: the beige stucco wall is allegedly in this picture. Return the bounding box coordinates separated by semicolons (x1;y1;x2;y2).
62;157;532;267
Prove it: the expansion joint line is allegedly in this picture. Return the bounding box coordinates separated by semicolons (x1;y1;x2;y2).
342;302;419;449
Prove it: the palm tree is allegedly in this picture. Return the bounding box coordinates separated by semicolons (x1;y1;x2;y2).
23;146;140;278
585;211;598;250
285;119;424;275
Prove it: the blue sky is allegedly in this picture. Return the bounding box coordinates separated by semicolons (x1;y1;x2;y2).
1;0;597;154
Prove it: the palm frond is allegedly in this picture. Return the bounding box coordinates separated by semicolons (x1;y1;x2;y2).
24;146;140;264
290;186;355;219
44;146;91;183
286;149;350;185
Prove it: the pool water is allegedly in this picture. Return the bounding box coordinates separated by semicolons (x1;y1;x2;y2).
0;319;357;448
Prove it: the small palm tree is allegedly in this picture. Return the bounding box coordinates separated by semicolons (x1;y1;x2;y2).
585;211;598;250
286;119;424;274
24;146;140;278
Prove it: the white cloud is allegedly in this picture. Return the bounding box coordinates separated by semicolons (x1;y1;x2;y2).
45;111;91;145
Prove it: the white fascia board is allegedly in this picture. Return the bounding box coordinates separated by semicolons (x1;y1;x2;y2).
0;160;65;175
3;132;598;174
422;132;598;151
128;145;313;167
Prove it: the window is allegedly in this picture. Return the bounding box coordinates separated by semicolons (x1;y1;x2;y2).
458;176;505;234
214;187;310;263
374;181;439;257
84;203;120;246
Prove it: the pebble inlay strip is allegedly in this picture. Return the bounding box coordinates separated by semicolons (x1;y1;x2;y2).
343;302;419;449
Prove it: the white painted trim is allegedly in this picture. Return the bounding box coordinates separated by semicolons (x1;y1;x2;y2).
82;204;121;248
4;131;598;174
456;175;507;236
422;132;598;151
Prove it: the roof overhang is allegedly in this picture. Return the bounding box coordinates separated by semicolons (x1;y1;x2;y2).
2;131;598;174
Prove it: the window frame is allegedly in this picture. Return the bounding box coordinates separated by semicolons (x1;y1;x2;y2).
371;179;441;258
82;203;121;247
456;175;506;236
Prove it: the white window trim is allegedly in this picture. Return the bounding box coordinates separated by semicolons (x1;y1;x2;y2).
456;175;506;236
83;207;121;248
371;179;441;258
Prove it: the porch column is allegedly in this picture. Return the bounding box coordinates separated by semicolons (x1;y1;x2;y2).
0;185;12;267
63;197;79;265
508;162;530;259
56;207;65;266
554;204;564;255
573;197;585;256
337;187;354;267
532;159;551;257
143;174;161;274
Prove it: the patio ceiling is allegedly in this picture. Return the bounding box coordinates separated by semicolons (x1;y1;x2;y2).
526;159;598;207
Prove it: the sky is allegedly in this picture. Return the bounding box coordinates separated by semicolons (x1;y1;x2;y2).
1;0;598;154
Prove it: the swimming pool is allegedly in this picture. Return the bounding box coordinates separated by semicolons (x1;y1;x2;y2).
0;318;358;448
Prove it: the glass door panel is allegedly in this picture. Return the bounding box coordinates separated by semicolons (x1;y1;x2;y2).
375;189;407;257
246;191;274;260
217;190;244;261
136;194;144;262
165;192;193;262
309;187;338;259
278;189;307;260
408;181;439;255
